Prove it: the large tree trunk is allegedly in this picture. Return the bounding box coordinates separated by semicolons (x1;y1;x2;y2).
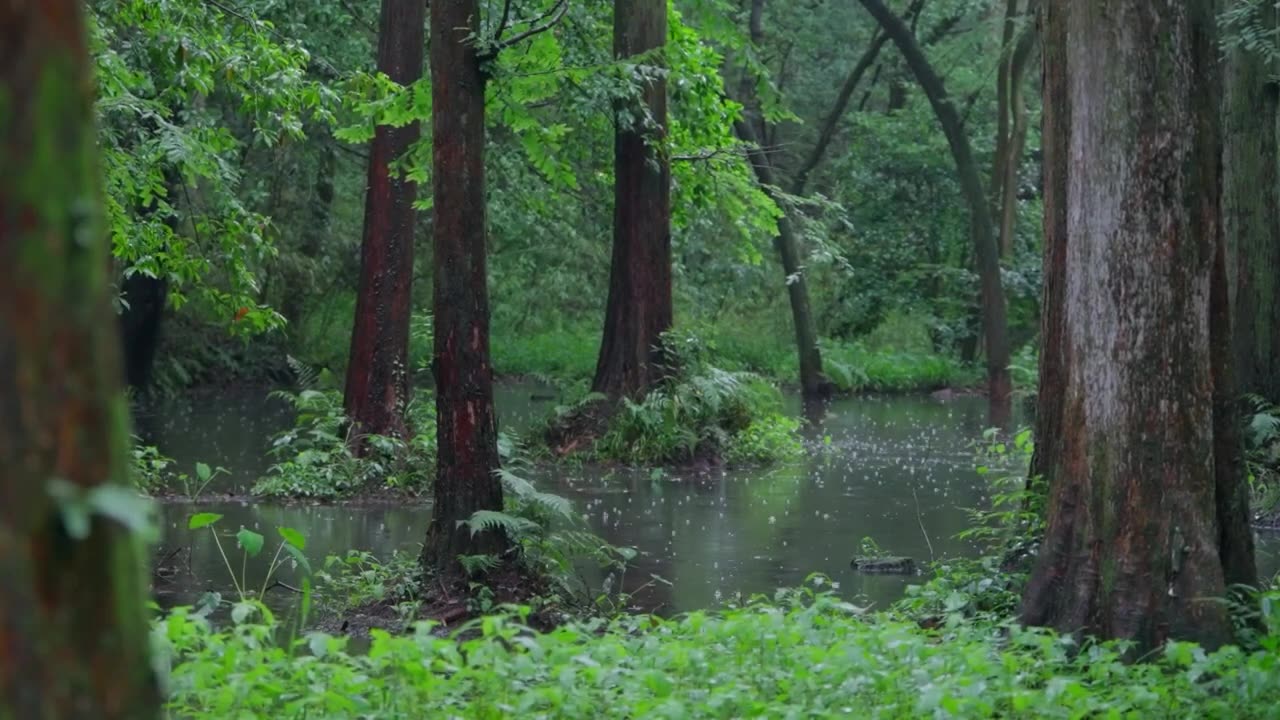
343;0;426;445
857;0;1011;426
1021;0;1256;653
1224;1;1280;401
734;119;832;398
592;0;674;401
0;3;159;716
423;0;509;576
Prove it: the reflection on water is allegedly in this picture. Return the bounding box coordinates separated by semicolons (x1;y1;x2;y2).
143;386;1280;616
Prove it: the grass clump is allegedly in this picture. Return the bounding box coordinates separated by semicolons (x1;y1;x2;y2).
252;389;435;500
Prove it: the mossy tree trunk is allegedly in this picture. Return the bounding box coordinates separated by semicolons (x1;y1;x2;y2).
423;0;509;577
344;0;427;446
857;0;1012;426
1021;0;1256;652
0;2;160;716
1224;0;1280;402
592;0;674;401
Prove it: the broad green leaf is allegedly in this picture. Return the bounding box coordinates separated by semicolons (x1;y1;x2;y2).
236;527;265;557
278;526;306;550
188;513;223;530
282;542;312;576
195;462;212;481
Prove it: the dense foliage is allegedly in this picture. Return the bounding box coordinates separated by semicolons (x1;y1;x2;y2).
157;577;1280;719
93;0;1043;397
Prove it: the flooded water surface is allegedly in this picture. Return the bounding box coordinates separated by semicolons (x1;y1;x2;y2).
141;385;1280;615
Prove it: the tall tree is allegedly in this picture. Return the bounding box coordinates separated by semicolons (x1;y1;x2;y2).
856;0;1012;425
734;119;831;398
1224;0;1280;401
343;0;427;445
1021;0;1256;652
0;1;159;716
734;0;833;399
423;0;509;575
593;0;674;400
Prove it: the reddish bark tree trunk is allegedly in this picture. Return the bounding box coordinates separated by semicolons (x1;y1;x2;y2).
343;0;427;445
592;0;674;400
1021;0;1256;652
423;0;509;575
0;2;159;716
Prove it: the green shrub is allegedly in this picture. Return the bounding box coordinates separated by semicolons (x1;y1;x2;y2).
252;389;435;499
131;441;227;497
592;334;802;466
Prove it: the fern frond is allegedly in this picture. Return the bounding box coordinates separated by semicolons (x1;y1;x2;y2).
461;510;540;539
498;469;575;519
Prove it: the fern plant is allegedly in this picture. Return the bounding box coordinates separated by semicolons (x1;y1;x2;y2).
460;469;636;604
593;331;802;466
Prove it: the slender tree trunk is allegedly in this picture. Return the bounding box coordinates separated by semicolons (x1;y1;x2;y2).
991;0;1017;230
734;119;832;398
994;0;1038;258
343;0;426;445
734;0;831;398
1224;1;1280;401
592;0;674;401
857;0;1011;425
1021;0;1256;652
0;3;159;716
423;0;509;576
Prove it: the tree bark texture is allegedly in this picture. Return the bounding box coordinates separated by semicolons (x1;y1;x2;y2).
0;2;160;716
343;0;427;445
1021;0;1256;652
857;0;1012;425
1224;1;1280;401
592;0;674;401
424;0;509;575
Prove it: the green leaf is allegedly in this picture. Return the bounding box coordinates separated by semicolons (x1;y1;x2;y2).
236;527;265;557
188;512;223;530
231;602;257;625
308;632;330;659
278;526;306;550
195;462;212;482
282;542;312;576
87;486;156;539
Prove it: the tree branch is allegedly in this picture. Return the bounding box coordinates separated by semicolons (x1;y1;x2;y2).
494;0;514;42
789;0;926;195
492;0;568;55
336;0;377;34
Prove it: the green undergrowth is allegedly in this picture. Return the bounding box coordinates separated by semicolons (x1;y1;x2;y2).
292;296;976;395
549;333;804;466
156;436;1280;718
252;388;436;499
1246;395;1280;522
156;574;1280;719
131;441;229;497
